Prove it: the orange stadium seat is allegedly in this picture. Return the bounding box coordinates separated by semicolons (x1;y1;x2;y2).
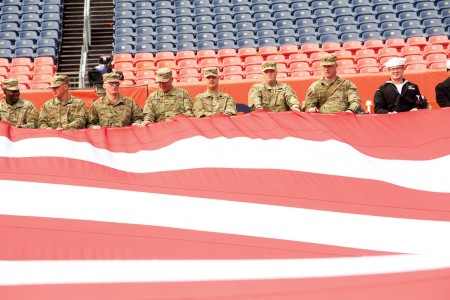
359;66;380;73
114;61;134;72
244;55;264;66
155;52;175;64
258;45;278;58
289;62;311;73
405;63;427;71
157;60;177;69
177;59;198;70
342;40;363;53
406;36;428;49
113;53;133;65
176;50;196;62
363;39;385;53
245;64;263;74
199;57;219;69
290;70;311;77
266;54;287;65
321;42;341;53
279;44;299;57
310;52;328;64
135;61;156;71
178;68;200;79
428;62;447;70
32;73;53;84
334;50;353;60
378;47;399;60
30;83;51;90
217;48;238;62
222;65;244;77
428;35;449;47
404;55;426;67
423;44;446;58
136;70;156;80
179;77;199;83
34;56;56;68
238;47;258;59
385;38;405;50
33;64;55;75
10;65;32;78
357;57;378;70
337;59;355;70
197;49;217;61
426;53;447;66
136;78;155;85
400;46;422;57
245;73;263;80
222;74;244;81
337;68;357;75
134;52;155;63
288;53;309;65
11;57;33;68
222;57;242;68
355;49;377;60
300;43;320;55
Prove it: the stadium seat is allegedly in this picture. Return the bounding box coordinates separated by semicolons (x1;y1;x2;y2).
244;55;264;66
322;42;341;53
334;49;353;61
423;44;445;57
353;6;373;16
310;52;328;64
293;10;312;21
135;44;154;53
34;56;56;68
291;70;311;77
403;29;425;39
356;57;378;70
114;44;134;54
420;10;439;21
16;39;36;50
426;27;447;37
0;32;18;43
362;31;383;41
300;43;320;55
400;46;422;57
10;65;32;78
336;16;356;26
217;40;237;49
378;47;399;59
258;46;277;58
11;57;33;68
0;40;13;50
337;68;357;74
359;66;380;73
222;56;242;68
297;27;316;37
398;12;417;22
426;53;447;66
1;22;20;32
289;61;311;73
340;33;360;43
428;36;449;47
273;11;293;22
14;48;35;59
36;47;57;61
32;73;53;84
337;58;355;69
42;13;61;22
320;34;340;44
406;36;428;48
355;49;377;61
245;65;263;76
404;55;426;67
136;70;156;80
279;45;299;58
429;62;447;70
178;68;200;79
218;48;238;61
342;40;363;53
405;63;427;71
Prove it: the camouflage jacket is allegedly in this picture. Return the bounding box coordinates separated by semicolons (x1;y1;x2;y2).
193;90;237;117
88;95;143;128
0;98;38;128
143;87;194;122
304;77;361;113
38;95;87;129
248;81;300;112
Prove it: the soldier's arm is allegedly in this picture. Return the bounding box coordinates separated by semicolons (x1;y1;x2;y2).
224;95;237;116
346;82;361;113
183;90;194;117
142;95;156;123
303;84;319;111
248;84;263;111
193;94;206;117
130;100;143;125
22;104;39;128
64;103;87;130
87;102;100;128
284;84;301;111
38;104;49;129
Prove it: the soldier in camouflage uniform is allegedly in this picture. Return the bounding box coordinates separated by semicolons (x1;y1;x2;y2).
88;72;143;128
141;68;193;126
193;67;237;117
304;54;361;114
0;78;38;128
248;61;300;112
38;75;87;130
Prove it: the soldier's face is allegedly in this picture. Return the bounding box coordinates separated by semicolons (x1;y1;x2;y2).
3;88;20;105
322;64;337;80
103;81;120;96
51;84;69;100
204;75;218;89
158;79;173;93
263;69;277;85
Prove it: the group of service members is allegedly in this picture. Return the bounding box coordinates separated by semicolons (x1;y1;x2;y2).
1;53;448;130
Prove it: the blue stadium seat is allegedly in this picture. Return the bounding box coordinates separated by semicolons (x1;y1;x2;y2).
42;4;61;13
42;13;61;22
175;7;193;17
155;9;174;19
437;0;450;12
36;47;57;60
1;5;21;15
291;2;308;11
372;0;391;5
40;29;60;41
194;0;213;7
331;0;350;9
258;37;278;47
23;0;43;4
316;17;335;27
235;22;254;32
254;12;273;22
15;39;36;50
197;40;217;50
232;0;250;7
278;36;298;46
277;28;296;38
333;7;354;17
198;32;216;42
195;15;215;25
404;28;424;39
293;10;312;21
419;10;439;21
426;27;446;36
114;10;134;20
255;20;274;30
155;17;174;27
378;13;397;23
357;15;378;25
115;1;134;11
340;32;360;43
233;5;251;15
136;36;154;44
361;31;382;41
115;18;134;29
197;24;215;33
423;19;444;30
156;34;175;44
41;21;61;31
339;24;358;35
337;16;356;26
314;9;334;19
217;39;237;49
22;13;42;23
441;8;450;19
217;31;235;41
234;14;254;23
394;3;415;13
135;43;154;53
156;26;175;35
397;11;418;22
212;0;231;6
382;29;404;39
311;0;328;10
174;0;194;9
380;21;401;31
237;30;255;40
3;0;22;5
20;30;40;42
352;0;371;7
1;14;20;24
135;2;152;10
176;42;196;51
273;11;293;21
320;34;340;43
373;5;395;17
318;26;338;35
135;10;154;19
295;19;315;29
353;6;373;16
115;35;134;46
14;47;35;59
237;38;257;50
0;31;18;42
214;6;232;15
43;0;62;4
215;14;234;24
37;38;57;49
257;29;275;38
401;20;422;31
297;27;316;37
176;24;195;34
271;3;288;12
136;27;154;36
115;27;135;38
1;22;20;32
276;19;295;29
416;2;435;12
0;49;14;60
155;42;175;52
359;23;379;34
22;4;41;14
175;16;194;26
298;35;319;45
155;1;172;9
0;40;13;50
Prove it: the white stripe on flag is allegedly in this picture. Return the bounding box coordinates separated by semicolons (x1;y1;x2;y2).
1;136;449;192
1;180;449;254
1;255;450;285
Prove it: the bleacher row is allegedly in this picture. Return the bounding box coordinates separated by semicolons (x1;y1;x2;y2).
112;0;450;53
0;0;63;89
112;36;450;85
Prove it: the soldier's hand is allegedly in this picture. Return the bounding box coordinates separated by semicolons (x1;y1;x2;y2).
91;125;101;129
345;110;353;113
140;120;152;127
292;108;301;112
307;107;319;113
131;122;140;127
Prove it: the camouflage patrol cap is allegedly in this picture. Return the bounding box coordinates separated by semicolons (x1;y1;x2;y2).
203;67;219;78
262;61;277;71
49;74;70;87
320;54;337;66
155;68;173;83
1;78;20;91
103;72;122;83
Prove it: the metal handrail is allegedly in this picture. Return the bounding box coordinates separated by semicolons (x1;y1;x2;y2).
78;0;91;88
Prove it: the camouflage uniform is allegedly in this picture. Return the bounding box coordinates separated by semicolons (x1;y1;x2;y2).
193;68;237;117
304;54;361;113
143;68;193;122
38;95;88;129
0;78;38;128
0;98;38;128
143;88;194;122
248;61;300;112
88;95;143;128
304;78;361;113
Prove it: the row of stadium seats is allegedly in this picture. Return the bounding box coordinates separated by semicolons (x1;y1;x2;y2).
109;37;450;85
0;57;56;90
112;0;450;52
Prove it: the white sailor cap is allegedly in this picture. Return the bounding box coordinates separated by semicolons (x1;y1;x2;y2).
384;57;406;68
446;60;450;69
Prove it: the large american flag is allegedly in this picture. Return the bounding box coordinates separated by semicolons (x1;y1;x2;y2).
1;110;450;299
